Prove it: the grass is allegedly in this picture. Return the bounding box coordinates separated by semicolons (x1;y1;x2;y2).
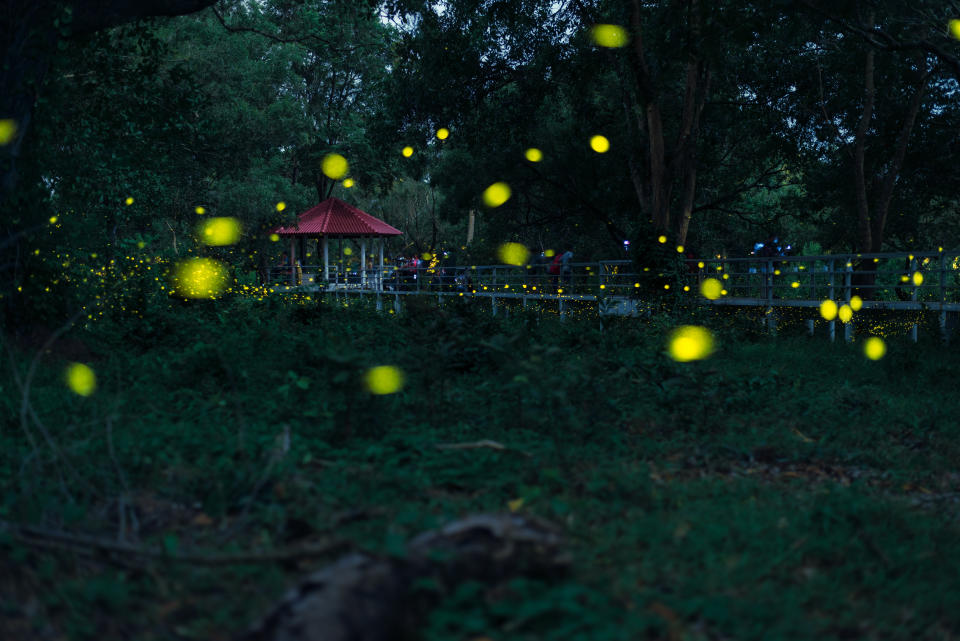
2;293;959;640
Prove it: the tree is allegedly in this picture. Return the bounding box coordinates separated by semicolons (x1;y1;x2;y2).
0;0;219;204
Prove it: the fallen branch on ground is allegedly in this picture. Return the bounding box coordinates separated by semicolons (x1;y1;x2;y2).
434;439;532;457
0;519;352;566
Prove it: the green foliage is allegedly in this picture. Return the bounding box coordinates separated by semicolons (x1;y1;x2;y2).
3;295;960;639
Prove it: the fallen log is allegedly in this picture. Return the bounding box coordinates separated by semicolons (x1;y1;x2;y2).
240;513;571;641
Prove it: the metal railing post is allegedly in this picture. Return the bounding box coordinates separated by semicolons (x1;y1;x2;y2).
940;252;948;343
844;262;853;342
828;259;835;342
911;257;918;342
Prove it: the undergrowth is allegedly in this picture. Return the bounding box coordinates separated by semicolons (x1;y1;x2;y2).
1;294;958;640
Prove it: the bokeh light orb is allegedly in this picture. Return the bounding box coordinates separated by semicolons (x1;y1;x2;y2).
436;128;449;140
525;148;543;162
483;182;512;208
498;242;530;266
700;278;723;300
0;119;17;146
667;325;715;362
950;19;960;40
173;257;229;299
199;217;241;246
590;24;629;48
590;135;610;153
402;146;414;157
365;365;405;395
864;336;887;360
321;153;349;180
820;299;838;321
65;362;96;397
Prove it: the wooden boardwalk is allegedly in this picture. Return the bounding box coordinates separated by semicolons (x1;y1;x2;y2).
269;250;960;339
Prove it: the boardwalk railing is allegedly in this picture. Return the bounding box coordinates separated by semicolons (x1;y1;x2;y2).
266;251;960;310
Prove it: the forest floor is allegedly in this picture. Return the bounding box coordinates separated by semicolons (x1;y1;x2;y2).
2;294;959;640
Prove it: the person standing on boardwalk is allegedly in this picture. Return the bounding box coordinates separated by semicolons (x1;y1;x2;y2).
560;250;574;290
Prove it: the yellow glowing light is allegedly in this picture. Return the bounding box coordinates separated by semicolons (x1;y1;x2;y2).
676;245;685;253
544;249;556;258
700;278;722;300
658;235;667;244
0;119;17;146
269;233;280;242
483;182;512;208
199;217;241;246
343;178;355;188
525;148;543;162
172;257;228;299
65;362;96;397
137;241;145;249
864;336;887;360
321;153;349;180
276;202;286;212
195;206;206;215
344;247;353;256
720;289;727;295
402;146;414;157
838;304;853;323
820;299;838;321
365;365;404;395
590;24;629;48
436;128;449;140
125;197;134;206
912;271;923;286
791;281;800;289
498;242;530;266
667;325;715;362
697;261;704;268
590;135;610;153
850;295;863;311
49;216;57;224
950;19;960;40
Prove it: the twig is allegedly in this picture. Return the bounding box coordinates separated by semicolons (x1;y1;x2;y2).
434;440;532;457
0;520;352;566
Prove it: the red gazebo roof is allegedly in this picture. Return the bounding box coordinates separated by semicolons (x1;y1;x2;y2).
272;197;402;237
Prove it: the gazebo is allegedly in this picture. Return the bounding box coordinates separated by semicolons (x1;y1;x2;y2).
272;197;402;290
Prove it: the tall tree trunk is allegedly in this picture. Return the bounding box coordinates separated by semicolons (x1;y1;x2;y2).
630;0;669;233
869;64;929;253
629;0;707;242
852;15;876;253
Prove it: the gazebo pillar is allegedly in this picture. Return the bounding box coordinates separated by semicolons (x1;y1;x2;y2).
379;239;384;292
361;237;367;288
322;236;329;282
289;238;296;285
